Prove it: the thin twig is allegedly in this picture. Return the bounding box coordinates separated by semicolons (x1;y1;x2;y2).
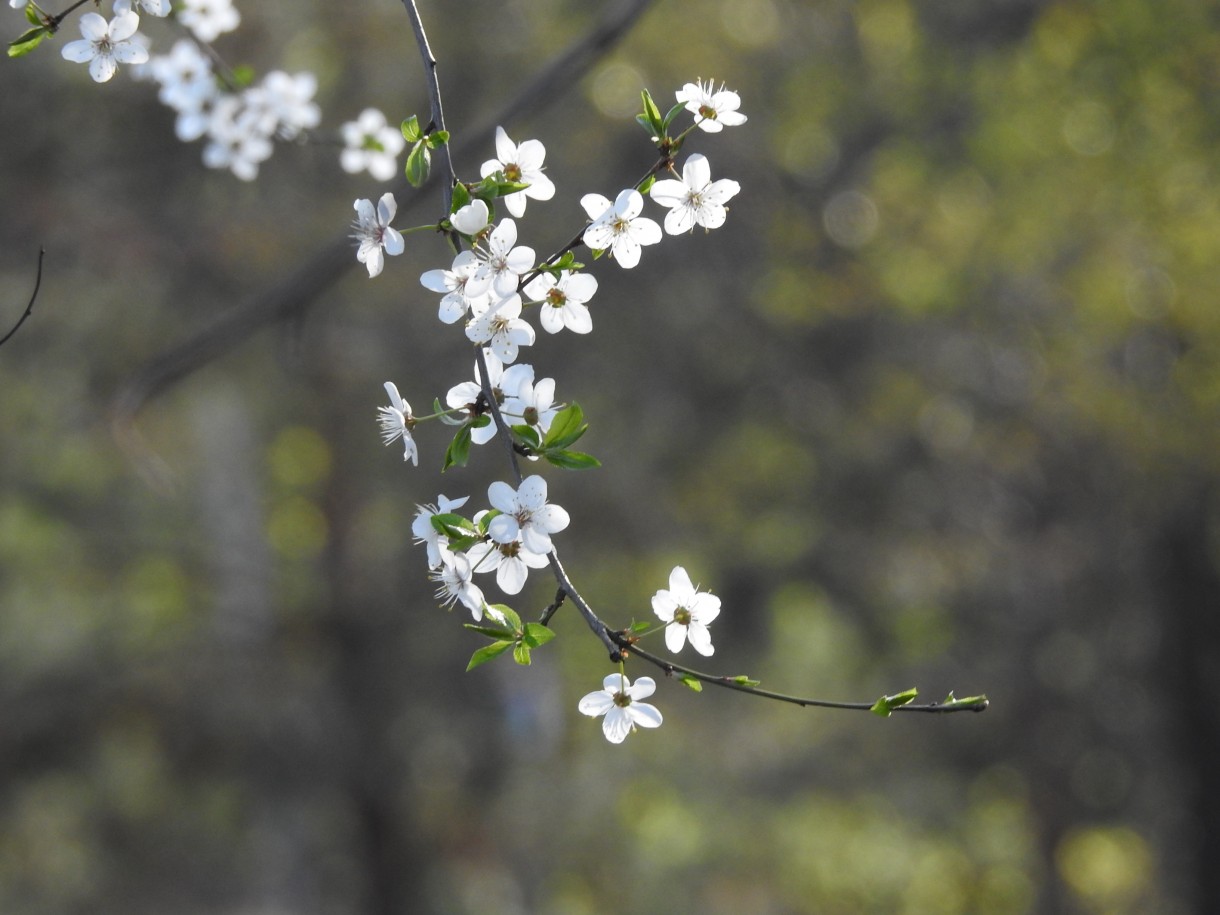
402;0;457;213
620;638;989;714
0;247;46;349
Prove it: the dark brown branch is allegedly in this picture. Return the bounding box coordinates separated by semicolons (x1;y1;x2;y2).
0;247;45;349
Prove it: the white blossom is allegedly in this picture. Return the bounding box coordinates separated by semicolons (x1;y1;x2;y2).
351;192;405;278
476;218;535;298
500;375;558;437
480;126;555;218
340;108;406;182
115;0;171;17
524;270;597;335
450;199;491;237
446;355;533;446
675;79;747;133
578;674;663;744
179;0;240;43
431;552;488;619
377;380;418;465
61;11;148;84
420;251;490;324
649;153;741;235
201;94;273;180
412;494;470;569
466;531;549;596
257;70;321;140
486;474;569;555
465;294;535;364
580;189;662;269
652;566;721;656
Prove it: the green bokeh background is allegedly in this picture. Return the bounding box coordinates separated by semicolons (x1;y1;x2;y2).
2;0;1217;912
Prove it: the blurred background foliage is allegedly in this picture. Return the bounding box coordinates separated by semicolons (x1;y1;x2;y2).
1;0;1217;912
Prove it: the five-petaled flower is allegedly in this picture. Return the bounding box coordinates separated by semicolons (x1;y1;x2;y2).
649;154;741;235
675;79;747;133
352;192;405;278
465;294;536;364
378;381;418;465
524;270;598;335
578;673;664;743
475;218;535;298
480;126;556;218
652;566;722;656
61;11;149;84
580;189;662;269
486;474;570;555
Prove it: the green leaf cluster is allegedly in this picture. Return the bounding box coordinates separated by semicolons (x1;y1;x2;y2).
401;114;448;188
8;3;49;59
465;604;556;671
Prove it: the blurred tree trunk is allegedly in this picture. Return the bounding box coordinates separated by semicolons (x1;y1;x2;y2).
1157;488;1220;914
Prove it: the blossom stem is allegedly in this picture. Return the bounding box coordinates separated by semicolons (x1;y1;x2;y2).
618;638;990;714
45;0;94;31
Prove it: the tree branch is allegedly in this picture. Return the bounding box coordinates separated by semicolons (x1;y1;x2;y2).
618;638;989;714
110;0;658;438
0;247;45;350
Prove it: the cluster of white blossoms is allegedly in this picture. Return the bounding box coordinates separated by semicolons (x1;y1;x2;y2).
366;91;742;741
34;0;398;182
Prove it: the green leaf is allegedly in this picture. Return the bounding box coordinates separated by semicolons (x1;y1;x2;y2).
870;687;919;717
542;449;601;470
491;604;522;631
512;642;532;666
464;623;515;640
522;622;556;648
451;182;472;212
437;397;466;426
7;26;48;58
549;252;584;272
635;113;657;136
679;674;703;693
940;693;989;711
731;675;761;687
231;65;256;88
640;88;664;134
401;114;421;143
26;4;42;26
425;129;450;148
630;620;654;633
442;423;472;471
662;102;686;130
406;142;431;187
542;402;587;449
430;512;476;539
512;424;541;451
466;640;513;671
638;174;656;196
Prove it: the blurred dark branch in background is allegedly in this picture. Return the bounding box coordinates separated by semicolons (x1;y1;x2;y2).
109;0;656;444
0;247;45;350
